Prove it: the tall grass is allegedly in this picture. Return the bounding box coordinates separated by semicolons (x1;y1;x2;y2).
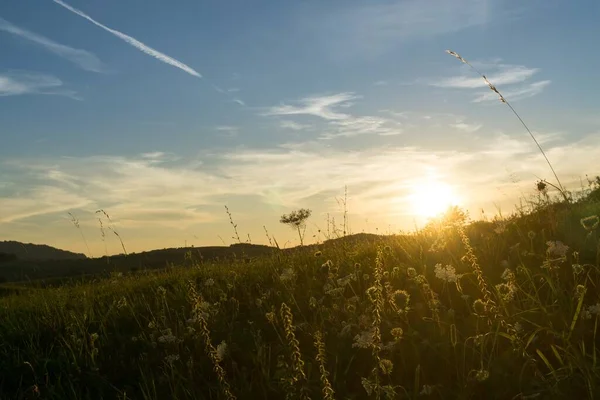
1;189;599;399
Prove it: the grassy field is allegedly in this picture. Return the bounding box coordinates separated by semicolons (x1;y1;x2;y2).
1;184;599;400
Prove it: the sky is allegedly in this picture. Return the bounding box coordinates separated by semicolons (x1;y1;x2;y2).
1;0;599;256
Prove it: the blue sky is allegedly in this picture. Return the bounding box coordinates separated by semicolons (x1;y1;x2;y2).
1;0;599;255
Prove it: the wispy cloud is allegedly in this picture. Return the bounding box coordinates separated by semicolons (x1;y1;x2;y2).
473;80;551;103
279;120;311;131
52;0;202;78
322;116;402;139
215;126;238;137
432;64;539;89
263;93;358;120
0;17;104;73
265;93;402;139
451;121;482;133
316;0;493;58
0;72;79;99
430;60;550;102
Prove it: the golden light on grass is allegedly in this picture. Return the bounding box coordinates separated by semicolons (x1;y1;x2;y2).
407;180;461;218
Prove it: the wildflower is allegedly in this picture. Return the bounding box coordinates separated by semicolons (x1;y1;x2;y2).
90;333;99;342
575;285;587;298
215;341;227;362
379;359;393;375
164;354;180;364
148;321;156;329
346;303;356;314
383;271;390;279
361;378;375;396
475;369;489;382
352;328;375;349
309;296;318;308
390;327;404;340
204;278;215;287
407;267;417;278
265;312;275;323
495;282;516;302
279;267;295;282
157;286;167;296
527;231;536;240
420;385;434;395
391;290;410;310
586;303;600;317
116;296;127;309
501;268;515;282
572;263;584;275
392;267;400;276
473;334;485;346
157;329;177;344
337;274;354;287
546;241;568;257
580;215;599;231
513;322;523;333
363;273;370;281
434;264;458;283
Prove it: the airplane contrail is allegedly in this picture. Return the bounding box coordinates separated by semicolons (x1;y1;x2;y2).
52;0;202;78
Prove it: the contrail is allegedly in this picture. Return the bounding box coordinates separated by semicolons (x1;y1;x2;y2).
0;17;104;72
52;0;202;78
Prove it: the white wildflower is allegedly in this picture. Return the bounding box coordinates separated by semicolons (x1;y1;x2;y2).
586;303;600;318
157;329;177;344
164;354;180;364
215;340;227;362
279;267;295;282
337;274;354;287
204;278;215;287
546;241;568;257
352;328;375;349
434;264;458;283
420;385;434;395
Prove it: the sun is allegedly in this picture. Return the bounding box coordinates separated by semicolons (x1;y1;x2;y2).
408;181;461;218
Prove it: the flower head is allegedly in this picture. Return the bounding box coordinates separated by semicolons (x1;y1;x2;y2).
434;264;458;283
546;241;568;257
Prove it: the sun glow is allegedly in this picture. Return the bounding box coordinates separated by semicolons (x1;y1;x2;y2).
408;181;461;218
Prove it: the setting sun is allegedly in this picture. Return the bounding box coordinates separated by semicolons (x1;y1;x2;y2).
408;181;461;218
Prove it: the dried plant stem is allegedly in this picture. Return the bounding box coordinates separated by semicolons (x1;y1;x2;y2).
314;330;335;400
446;50;567;202
68;212;92;258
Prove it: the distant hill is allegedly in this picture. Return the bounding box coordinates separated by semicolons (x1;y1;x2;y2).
0;241;87;261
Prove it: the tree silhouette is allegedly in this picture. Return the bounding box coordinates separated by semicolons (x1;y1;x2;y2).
280;209;312;246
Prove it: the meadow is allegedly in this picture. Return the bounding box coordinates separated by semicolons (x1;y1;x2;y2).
1;180;599;400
